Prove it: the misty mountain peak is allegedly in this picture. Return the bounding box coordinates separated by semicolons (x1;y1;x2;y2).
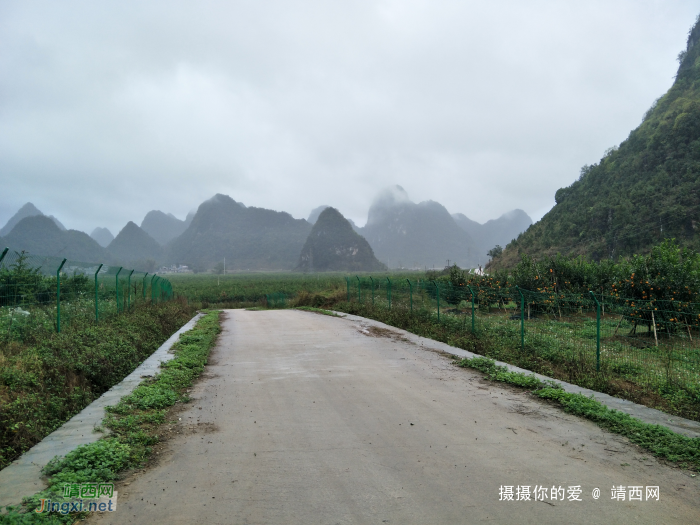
296;207;385;272
308;205;330;224
90;227;114;247
141;210;189;245
0;202;66;237
371;185;411;208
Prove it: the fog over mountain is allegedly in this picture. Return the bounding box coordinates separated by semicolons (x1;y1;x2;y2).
166;194;312;271
0;203;66;237
4;215;104;262
107;222;162;270
140;210;191;246
1;4;696;235
308;205;360;231
452;209;532;257
90;227;114;248
1;188;534;270
359;186;479;269
296;207;385;272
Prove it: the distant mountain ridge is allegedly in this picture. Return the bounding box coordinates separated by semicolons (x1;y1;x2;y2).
452;209;532;257
166;194;312;271
358;186;479;268
0;202;66;237
3;215;105;262
90;227;114;247
106;222;162;270
296;207;385;272
140;210;191;245
3;189;533;271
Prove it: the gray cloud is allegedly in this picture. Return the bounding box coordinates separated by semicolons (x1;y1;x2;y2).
1;1;697;234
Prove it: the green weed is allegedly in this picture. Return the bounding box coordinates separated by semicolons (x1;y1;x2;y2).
457;356;700;470
0;311;221;523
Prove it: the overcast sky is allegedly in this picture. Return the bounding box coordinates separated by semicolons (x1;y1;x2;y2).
1;1;698;235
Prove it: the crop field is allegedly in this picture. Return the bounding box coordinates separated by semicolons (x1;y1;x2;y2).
166;271;421;307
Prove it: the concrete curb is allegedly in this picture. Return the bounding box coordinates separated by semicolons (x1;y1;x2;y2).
0;312;205;509
333;311;700;439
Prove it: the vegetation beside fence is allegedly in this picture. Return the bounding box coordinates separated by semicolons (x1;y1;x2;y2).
0;248;174;343
0;299;195;470
0;311;220;523
334;274;700;422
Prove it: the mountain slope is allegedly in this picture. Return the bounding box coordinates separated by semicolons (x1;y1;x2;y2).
166;194;312;270
360;186;478;268
90;227;114;247
307;206;330;224
503;15;700;264
0;203;66;236
3;215;105;261
107;222;162;267
296;207;386;272
141;210;189;245
453;209;532;257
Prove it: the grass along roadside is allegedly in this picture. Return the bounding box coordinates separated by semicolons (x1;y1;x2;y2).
293;306;344;317
332;301;700;422
0;300;197;470
457;356;700;471
0;310;222;523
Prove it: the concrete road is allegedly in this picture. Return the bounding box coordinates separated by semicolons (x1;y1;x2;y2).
90;310;699;525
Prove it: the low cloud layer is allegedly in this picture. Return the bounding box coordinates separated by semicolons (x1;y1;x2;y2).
1;1;697;234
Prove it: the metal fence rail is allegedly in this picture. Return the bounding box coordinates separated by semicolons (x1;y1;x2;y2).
343;276;700;396
0;247;174;342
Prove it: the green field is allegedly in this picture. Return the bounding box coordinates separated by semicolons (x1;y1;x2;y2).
166;271;422;307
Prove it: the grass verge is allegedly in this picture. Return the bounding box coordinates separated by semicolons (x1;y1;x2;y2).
0;311;221;523
332;302;700;422
1;300;197;470
293;306;344;317
457;356;700;471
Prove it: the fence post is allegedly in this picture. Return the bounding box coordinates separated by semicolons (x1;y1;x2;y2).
516;286;524;352
150;274;157;303
56;258;67;333
0;247;8;266
143;272;149;300
127;269;134;310
356;276;361;302
115;267;123;312
589;291;601;372
467;285;476;334
94;263;103;323
433;281;440;322
370;277;375;305
406;279;413;313
345;277;350;301
386;277;392;308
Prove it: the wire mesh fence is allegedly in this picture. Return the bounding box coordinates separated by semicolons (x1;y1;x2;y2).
342;276;700;396
0;247;174;342
265;292;287;308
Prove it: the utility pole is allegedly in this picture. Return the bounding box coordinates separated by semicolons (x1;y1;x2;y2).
224;257;226;275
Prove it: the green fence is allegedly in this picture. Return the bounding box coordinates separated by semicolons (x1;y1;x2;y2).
343;276;700;396
0;247;174;342
265;292;287;308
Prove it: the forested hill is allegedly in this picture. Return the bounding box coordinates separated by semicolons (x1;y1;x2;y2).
296;207;386;272
166;194;312;271
502;15;700;265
